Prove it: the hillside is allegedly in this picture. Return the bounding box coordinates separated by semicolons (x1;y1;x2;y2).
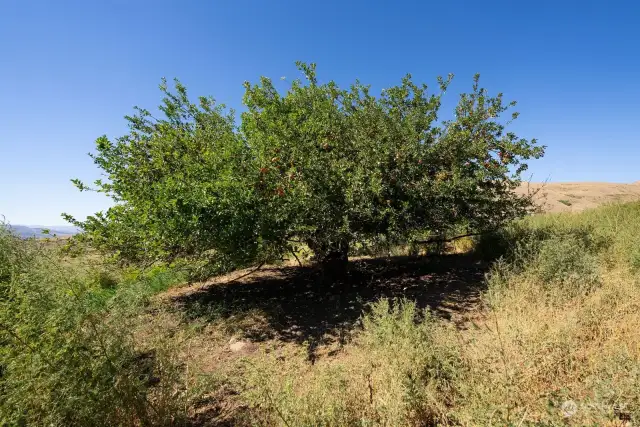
4;199;640;425
5;225;81;238
518;181;640;212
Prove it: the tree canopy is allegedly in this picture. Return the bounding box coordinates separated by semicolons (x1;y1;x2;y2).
65;62;544;272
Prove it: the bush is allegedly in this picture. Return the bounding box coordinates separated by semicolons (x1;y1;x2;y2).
242;299;462;426
67;63;544;271
0;225;31;284
0;232;189;426
477;217;610;300
531;234;601;296
357;299;463;424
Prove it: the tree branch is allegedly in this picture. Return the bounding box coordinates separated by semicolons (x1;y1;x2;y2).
414;231;489;245
290;249;302;267
225;262;265;285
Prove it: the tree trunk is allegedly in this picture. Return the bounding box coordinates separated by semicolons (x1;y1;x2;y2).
307;238;350;277
320;243;349;276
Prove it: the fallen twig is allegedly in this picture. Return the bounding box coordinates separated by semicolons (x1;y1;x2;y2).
225;262;265;285
414;231;488;245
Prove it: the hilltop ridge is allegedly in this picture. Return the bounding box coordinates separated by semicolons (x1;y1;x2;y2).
518;181;640;212
3;225;80;238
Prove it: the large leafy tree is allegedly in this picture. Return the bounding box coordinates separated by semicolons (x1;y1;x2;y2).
66;62;544;271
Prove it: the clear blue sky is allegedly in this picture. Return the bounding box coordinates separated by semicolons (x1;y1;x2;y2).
1;0;639;225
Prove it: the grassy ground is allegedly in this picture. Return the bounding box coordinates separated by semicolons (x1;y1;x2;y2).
2;202;640;426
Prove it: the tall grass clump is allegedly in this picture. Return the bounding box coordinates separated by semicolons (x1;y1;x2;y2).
475;207;616;303
238;202;640;426
459;202;640;424
242;299;462;426
0;226;192;427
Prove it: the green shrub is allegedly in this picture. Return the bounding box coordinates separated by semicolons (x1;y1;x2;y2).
0;233;188;426
530;234;601;296
358;299;463;424
0;225;32;284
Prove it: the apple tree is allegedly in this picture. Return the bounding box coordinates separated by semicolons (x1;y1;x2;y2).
65;62;544;272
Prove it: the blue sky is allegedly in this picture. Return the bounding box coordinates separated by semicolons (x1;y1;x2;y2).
1;0;639;225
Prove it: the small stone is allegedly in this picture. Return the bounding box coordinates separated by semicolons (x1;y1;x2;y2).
229;339;257;354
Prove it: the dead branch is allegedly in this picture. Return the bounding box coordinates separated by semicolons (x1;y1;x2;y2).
414;231;489;245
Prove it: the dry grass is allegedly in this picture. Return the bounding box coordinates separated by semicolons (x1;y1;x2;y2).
458;269;640;425
136;201;640;426
20;201;633;425
6;191;639;426
232;270;640;425
517;181;640;213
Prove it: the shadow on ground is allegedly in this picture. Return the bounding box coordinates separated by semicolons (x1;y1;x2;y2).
171;254;489;360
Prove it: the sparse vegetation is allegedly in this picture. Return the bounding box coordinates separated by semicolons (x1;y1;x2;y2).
0;225;209;426
228;201;640;426
4;201;639;425
6;65;640;426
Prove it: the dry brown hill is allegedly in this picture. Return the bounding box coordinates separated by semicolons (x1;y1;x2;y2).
517;181;640;213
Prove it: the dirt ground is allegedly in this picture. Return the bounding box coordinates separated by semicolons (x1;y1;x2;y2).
156;187;640;424
161;182;640;366
161;182;640;361
517;181;640;212
155;255;490;424
165;255;487;360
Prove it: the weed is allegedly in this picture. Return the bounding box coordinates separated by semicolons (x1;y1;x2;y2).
241;299;461;426
0;230;192;426
235;202;640;425
4;202;640;426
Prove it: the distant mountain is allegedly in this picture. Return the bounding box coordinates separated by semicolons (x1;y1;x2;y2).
3;225;81;239
34;225;81;235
